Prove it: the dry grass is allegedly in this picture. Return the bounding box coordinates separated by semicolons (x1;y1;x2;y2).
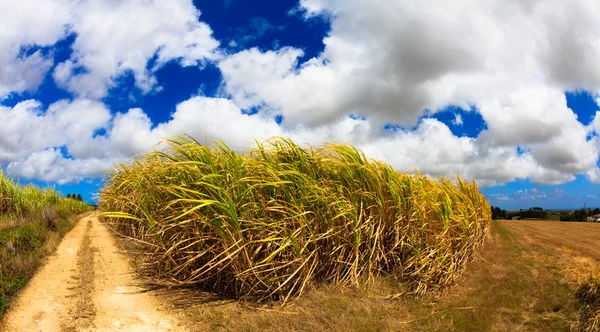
498;219;600;330
574;276;600;332
99;136;491;303
109;220;584;331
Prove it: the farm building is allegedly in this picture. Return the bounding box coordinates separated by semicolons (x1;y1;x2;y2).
512;216;521;220
586;214;600;222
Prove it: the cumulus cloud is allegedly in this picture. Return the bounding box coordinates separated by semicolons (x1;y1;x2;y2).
0;0;70;97
0;99;111;163
0;0;219;100
452;114;463;127
4;97;282;181
586;167;600;184
6;149;115;184
0;99;117;183
250;0;600;115
1;95;579;186
52;0;219;98
217;0;600;185
3;0;600;188
101;97;282;160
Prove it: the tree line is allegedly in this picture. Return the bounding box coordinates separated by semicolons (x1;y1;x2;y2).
490;206;547;219
491;205;600;221
491;206;507;219
559;208;600;222
66;193;83;201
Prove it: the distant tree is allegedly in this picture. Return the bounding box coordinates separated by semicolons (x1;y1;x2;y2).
76;194;82;202
593;208;600;215
67;193;71;199
491;206;507;220
560;214;573;221
518;208;547;219
561;208;587;222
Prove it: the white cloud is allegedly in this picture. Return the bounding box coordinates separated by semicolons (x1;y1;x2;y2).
52;0;219;98
586;167;600;184
452;113;463;126
0;99;110;163
0;0;71;97
3;0;600;189
512;189;548;201
221;0;600;128
6;149;115;184
5;97;282;182
0;95;593;186
489;194;510;202
0;0;219;100
217;0;600;186
106;97;283;156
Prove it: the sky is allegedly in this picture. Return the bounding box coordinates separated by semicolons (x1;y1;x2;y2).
1;0;600;209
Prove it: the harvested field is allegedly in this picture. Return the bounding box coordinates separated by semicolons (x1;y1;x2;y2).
500;219;600;259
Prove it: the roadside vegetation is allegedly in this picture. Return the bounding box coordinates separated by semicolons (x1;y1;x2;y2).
100;136;491;303
0;171;93;315
108;217;600;330
574;276;600;331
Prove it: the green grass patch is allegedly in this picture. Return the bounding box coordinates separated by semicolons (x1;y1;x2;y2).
492;220;524;255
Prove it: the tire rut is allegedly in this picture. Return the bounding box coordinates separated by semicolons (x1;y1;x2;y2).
1;215;187;332
63;218;97;331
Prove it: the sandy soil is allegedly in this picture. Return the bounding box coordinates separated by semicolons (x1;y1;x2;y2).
1;215;188;332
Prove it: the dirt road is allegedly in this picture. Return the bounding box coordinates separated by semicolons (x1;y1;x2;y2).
1;215;188;332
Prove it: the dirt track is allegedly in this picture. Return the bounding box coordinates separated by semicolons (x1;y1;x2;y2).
1;215;187;332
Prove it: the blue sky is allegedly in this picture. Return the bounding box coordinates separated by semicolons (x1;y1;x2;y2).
1;0;600;209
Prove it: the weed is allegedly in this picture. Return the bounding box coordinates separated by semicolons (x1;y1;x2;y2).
42;207;57;231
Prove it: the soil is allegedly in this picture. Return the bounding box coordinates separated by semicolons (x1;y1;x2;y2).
1;214;188;332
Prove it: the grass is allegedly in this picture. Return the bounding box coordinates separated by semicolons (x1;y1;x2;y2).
100;136;491;303
574;276;600;331
547;214;561;221
0;170;93;316
125;219;585;331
